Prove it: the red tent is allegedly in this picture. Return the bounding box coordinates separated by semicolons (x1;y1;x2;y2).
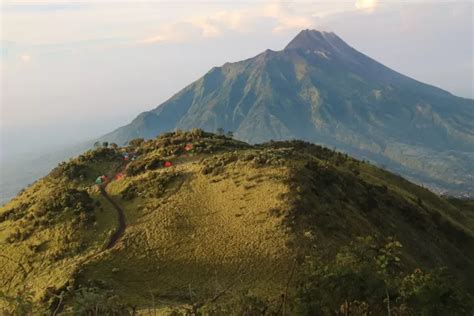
115;173;125;180
164;161;173;167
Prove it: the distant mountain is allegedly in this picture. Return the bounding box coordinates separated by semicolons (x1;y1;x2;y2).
101;29;474;195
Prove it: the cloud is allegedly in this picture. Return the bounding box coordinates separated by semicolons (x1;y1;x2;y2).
137;2;323;44
20;54;31;62
213;10;247;32
138;22;192;44
355;0;378;10
138;19;221;44
138;35;168;44
191;18;221;38
138;9;249;44
4;1;377;46
263;3;315;32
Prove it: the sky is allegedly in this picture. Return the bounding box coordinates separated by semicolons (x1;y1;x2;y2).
0;0;473;158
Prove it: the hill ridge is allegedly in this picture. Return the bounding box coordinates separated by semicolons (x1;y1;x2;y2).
2;130;474;312
1;130;473;313
98;30;474;196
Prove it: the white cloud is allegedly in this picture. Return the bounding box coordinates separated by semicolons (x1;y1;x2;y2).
138;35;169;44
137;19;219;44
263;3;315;32
137;2;326;44
20;54;31;62
190;18;221;38
355;0;378;10
3;1;364;46
213;10;247;32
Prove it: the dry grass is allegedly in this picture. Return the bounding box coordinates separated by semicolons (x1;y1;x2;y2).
79;159;294;307
1;131;473;313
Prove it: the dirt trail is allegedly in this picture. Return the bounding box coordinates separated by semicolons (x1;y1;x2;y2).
98;157;184;250
100;185;126;249
39;174;128;312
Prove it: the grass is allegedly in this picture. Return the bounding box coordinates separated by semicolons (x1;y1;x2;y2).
80;155;294;308
1;130;473;313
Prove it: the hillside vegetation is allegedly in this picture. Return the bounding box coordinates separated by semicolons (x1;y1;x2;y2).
1;130;473;315
100;30;474;196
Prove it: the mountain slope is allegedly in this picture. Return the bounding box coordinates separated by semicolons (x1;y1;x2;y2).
1;131;474;313
101;29;474;196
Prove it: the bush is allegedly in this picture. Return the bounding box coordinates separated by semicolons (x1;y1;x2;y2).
6;188;97;242
129;138;144;148
195;292;279;316
121;171;181;200
0;289;38;315
399;268;474;315
70;287;136;315
126;156;164;176
295;237;473;315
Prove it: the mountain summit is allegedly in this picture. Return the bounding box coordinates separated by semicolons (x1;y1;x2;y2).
101;30;474;195
285;29;342;50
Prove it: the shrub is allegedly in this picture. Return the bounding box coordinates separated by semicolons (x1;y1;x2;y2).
70;287;136;315
399;268;474;315
121;171;181;200
0;289;38;315
295;237;473;315
129;138;144;148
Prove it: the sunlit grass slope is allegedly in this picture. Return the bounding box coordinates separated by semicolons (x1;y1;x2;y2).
1;129;473;313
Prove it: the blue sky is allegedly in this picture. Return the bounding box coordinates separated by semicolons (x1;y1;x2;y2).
1;0;473;156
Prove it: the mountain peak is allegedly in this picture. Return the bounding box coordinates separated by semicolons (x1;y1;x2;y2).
99;28;474;197
284;29;341;51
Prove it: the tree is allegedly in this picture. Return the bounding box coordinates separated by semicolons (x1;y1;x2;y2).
295;237;473;315
226;131;234;138
102;141;109;148
374;237;403;316
216;127;225;135
93;141;101;148
190;128;203;137
398;268;473;315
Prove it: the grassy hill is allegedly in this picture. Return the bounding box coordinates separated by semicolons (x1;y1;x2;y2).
100;30;474;197
1;130;473;314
